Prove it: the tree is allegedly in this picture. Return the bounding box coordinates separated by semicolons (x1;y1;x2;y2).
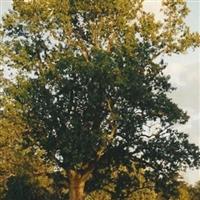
3;171;69;200
1;0;200;200
0;97;55;200
0;88;66;199
189;181;200;200
0;91;26;196
177;182;191;200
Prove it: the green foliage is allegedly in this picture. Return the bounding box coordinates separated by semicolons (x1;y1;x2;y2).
3;172;68;200
177;182;191;200
189;181;200;200
0;95;67;199
0;0;200;199
5;175;51;200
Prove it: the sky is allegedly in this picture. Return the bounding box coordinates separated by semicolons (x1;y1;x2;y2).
0;0;200;184
144;0;200;184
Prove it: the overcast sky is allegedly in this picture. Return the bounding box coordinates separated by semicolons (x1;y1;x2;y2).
0;0;199;184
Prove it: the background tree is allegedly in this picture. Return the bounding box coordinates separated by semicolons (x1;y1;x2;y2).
189;181;200;200
0;83;67;199
0;97;57;199
176;182;191;200
1;0;200;200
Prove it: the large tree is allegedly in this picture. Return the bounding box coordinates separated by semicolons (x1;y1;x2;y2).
1;0;200;199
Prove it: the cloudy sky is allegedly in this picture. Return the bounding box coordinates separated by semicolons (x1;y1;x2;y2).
0;0;199;184
144;0;200;184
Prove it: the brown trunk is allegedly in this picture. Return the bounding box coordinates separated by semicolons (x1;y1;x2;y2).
69;171;86;200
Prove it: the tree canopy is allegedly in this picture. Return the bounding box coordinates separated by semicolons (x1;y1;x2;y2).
0;0;200;200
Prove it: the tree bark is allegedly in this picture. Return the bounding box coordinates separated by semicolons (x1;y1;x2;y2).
69;171;86;200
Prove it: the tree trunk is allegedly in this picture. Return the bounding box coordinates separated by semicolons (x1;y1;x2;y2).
69;171;86;200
